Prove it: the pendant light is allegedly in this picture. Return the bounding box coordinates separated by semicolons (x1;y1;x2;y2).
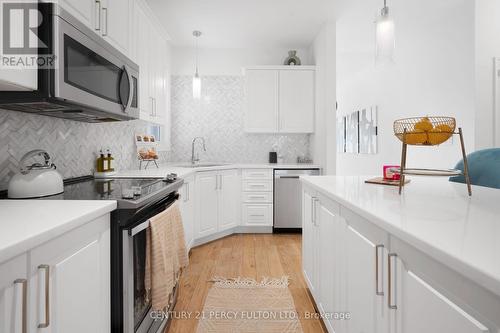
192;30;202;99
375;0;395;64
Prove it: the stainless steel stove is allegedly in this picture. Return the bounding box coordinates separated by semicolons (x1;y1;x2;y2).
52;175;184;333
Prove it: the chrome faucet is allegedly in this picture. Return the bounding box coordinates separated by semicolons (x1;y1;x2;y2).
191;137;206;164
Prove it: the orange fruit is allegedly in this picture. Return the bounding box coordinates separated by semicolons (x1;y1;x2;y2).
414;117;434;132
404;131;428;145
435;124;453;133
428;128;452;145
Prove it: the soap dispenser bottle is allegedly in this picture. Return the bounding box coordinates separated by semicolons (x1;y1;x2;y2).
96;149;105;173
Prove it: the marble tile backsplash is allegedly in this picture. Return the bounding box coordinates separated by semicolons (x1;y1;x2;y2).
0;110;170;190
0;75;311;190
169;75;311;163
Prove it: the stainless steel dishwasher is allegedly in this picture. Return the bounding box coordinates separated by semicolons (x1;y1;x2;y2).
274;168;320;232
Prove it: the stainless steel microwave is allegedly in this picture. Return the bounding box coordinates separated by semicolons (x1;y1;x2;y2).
0;3;139;122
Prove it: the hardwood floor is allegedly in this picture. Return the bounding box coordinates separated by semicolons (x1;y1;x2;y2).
166;234;326;333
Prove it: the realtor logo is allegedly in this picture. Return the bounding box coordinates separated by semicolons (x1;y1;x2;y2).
1;1;55;69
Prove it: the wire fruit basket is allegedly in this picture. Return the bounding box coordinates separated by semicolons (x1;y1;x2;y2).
393;116;471;196
393;116;456;146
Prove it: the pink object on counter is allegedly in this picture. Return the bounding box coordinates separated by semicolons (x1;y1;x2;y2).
383;165;401;180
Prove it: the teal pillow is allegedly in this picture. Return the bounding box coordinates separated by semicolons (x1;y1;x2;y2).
449;148;500;189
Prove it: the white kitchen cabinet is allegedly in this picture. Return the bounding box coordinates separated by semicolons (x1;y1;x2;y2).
244;70;279;132
218;169;241;231
180;175;195;250
195;170;241;239
0;254;28;333
345;225;386;333
101;0;132;56
195;171;219;238
28;215;110;333
279;70;315;133
392;257;489;333
302;185;493;333
241;169;273;227
244;67;315;134
133;0;171;126
302;189;317;296
59;0;96;30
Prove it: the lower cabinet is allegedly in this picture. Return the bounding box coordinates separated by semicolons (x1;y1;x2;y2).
393;258;489;333
0;214;110;333
0;254;28;333
302;185;492;333
180;175;195;250
195;170;240;239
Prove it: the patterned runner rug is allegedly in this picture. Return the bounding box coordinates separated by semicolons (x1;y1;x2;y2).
196;276;303;333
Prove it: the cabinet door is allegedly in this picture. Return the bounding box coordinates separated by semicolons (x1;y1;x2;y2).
218;170;240;231
135;5;151;120
195;172;219;238
345;225;385;333
180;176;195;250
101;0;131;55
59;0;95;30
394;261;489;333
28;216;110;333
317;199;342;333
302;190;315;293
244;70;279;132
0;254;28;333
279;70;315;133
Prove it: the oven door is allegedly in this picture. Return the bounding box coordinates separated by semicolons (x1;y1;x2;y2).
122;226;166;333
52;11;139;119
121;193;180;333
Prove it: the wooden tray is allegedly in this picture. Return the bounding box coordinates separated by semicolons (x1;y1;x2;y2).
365;177;411;187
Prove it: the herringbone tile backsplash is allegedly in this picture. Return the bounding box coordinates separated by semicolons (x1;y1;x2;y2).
169;75;311;163
0;75;310;190
0;110;170;190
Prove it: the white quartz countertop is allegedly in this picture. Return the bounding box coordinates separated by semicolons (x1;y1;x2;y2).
0;200;117;264
99;163;321;179
301;176;500;297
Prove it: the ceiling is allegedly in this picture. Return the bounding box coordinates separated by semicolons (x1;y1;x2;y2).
146;0;335;49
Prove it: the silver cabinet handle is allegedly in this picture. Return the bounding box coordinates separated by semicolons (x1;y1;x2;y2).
314;198;320;226
219;175;223;190
311;196;315;225
250;214;265;217
38;264;50;328
388;253;397;310
14;279;27;333
375;245;384;296
186;183;190;201
215;176;218;190
95;0;101;31
102;7;108;36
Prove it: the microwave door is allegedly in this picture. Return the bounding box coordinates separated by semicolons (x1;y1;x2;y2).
53;15;138;119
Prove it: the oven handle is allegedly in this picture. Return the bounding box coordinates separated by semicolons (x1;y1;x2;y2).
130;220;150;237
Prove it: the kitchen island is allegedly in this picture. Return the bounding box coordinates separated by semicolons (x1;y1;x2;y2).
301;176;500;333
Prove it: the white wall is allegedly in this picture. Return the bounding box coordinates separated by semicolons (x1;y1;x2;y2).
475;0;500;149
309;22;337;174
171;47;311;76
336;0;475;175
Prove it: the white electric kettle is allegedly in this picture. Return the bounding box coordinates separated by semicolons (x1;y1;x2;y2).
8;150;64;198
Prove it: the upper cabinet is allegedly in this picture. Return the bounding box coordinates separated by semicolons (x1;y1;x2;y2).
133;0;171;127
244;66;316;133
59;0;132;57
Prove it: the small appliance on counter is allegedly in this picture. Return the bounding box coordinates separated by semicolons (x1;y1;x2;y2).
8;149;64;198
269;152;278;164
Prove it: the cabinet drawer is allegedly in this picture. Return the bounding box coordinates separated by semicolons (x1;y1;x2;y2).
242;192;273;203
242;169;273;180
243;204;273;225
243;180;273;192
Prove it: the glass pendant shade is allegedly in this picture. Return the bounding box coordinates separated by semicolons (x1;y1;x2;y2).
375;10;395;63
193;72;201;99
